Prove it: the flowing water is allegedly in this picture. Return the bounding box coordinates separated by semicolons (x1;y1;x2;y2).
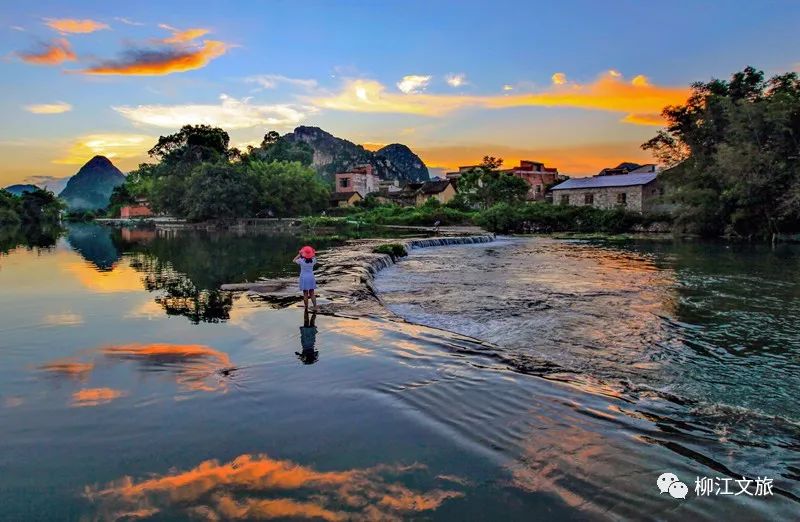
1;225;799;520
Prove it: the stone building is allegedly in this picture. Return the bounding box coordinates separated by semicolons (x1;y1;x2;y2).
550;173;662;213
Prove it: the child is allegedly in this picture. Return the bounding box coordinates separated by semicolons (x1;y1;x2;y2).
293;245;318;311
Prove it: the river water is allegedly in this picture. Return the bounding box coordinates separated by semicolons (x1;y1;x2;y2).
1;226;798;520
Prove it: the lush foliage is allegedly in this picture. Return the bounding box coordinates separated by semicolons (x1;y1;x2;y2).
244;131;315;166
0;187;63;226
477;202;668;234
643;66;800;237
120;126;329;220
345;198;477;226
455;156;531;209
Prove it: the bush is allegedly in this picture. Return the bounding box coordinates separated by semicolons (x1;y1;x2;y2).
349;203;476;226
372;243;408;259
477;202;668;234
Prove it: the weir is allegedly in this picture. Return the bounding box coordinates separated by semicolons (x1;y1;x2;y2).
221;234;495;314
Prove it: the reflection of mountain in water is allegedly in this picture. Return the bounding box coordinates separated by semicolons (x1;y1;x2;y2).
66;223;122;270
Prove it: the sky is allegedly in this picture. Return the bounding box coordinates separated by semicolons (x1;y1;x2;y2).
2;0;800;187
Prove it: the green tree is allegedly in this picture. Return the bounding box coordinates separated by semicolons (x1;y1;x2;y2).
643;66;800;237
457;156;530;209
245;131;314;166
183;163;256;221
246;160;329;217
149;125;230;164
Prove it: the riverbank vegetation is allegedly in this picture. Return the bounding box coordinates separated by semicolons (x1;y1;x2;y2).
0;188;64;253
113;125;329;221
476;202;670;234
644;67;800;238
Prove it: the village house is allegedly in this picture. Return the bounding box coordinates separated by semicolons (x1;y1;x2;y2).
334;164;379;196
550;172;663;213
373;179;457;207
120;199;153;219
329;191;363;208
446;160;561;200
500;160;561;200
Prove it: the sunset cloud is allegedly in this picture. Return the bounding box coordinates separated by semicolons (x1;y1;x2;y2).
312;71;688;124
158;24;210;44
82;39;228;75
18;38;76;65
551;72;567;85
54;133;153;165
44;18;109;34
446;73;467;87
71;387;124;407
24;102;72;114
85;453;462;520
114;94;311;129
397;74;431;94
245;74;318;90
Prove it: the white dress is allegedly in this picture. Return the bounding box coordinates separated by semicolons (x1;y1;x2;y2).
296;257;317;291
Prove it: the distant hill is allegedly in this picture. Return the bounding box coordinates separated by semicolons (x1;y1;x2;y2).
375;143;428;182
282;126;429;182
59;156;125;210
3;184;39;196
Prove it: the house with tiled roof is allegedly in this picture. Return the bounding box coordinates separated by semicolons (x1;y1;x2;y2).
550;172;663;212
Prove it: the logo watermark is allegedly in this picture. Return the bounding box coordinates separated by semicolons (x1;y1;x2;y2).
658;473;774;499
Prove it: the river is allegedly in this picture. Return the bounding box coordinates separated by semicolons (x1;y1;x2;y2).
0;225;798;520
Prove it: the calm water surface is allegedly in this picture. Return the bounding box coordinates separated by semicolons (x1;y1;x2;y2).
1;225;798;520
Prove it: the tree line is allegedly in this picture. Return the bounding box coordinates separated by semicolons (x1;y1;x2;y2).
112;126;329;221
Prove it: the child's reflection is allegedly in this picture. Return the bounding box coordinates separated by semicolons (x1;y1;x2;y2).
296;309;319;365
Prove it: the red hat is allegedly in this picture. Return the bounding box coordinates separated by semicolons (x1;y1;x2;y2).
299;245;315;259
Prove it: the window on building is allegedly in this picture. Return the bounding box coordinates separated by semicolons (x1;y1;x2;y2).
617;192;627;206
584;193;594;205
339;178;349;188
560;194;569;205
535;185;542;194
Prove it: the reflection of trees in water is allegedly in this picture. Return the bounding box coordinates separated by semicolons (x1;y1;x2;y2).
128;253;233;324
120;230;343;323
0;224;62;254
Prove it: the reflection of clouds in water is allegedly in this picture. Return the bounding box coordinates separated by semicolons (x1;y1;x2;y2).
101;343;233;393
71;387;125;407
124;299;164;320
85;454;463;521
327;320;384;342
37;359;94;380
41;312;84;327
63;260;143;294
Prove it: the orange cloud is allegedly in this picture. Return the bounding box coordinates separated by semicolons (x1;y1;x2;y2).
44;18;109;34
312;71;688;125
71;387;124;407
83;40;228;76
161;26;210;44
85;453;463;520
102;343;233;392
620;113;664;126
18;38;76;65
